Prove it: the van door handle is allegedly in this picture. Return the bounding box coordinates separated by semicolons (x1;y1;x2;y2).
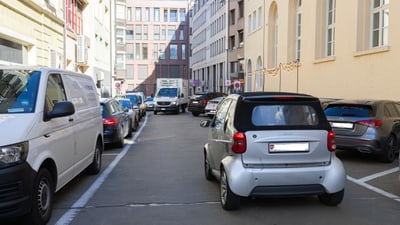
69;118;74;122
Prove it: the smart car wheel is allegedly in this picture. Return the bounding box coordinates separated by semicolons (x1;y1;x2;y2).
318;189;344;206
204;151;214;181
220;169;240;210
379;134;397;163
24;168;54;225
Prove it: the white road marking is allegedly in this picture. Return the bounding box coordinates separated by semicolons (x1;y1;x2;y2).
55;115;148;225
347;167;400;203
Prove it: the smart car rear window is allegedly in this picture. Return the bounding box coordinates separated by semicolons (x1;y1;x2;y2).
324;104;374;117
252;105;319;126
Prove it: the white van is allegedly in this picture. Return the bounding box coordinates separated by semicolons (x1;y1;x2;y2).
0;66;103;225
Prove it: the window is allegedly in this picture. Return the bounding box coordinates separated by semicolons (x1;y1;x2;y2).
230;9;236;25
238;30;244;47
135;7;142;21
145;7;150;21
154;25;160;40
251;105;318;126
179;26;184;40
238;1;244;18
66;0;83;34
160;44;166;60
168;26;176;40
161;26;166;40
371;0;389;47
143;25;148;40
154;8;160;22
229;36;235;50
126;65;134;79
138;65;148;80
170;9;178;22
326;0;335;56
181;44;186;60
126;44;133;59
135;25;142;40
153;44;159;60
127;7;132;21
170;44;178;60
126;26;133;40
142;44;148;60
135;43;140;60
179;9;186;22
45;74;67;112
164;8;168;22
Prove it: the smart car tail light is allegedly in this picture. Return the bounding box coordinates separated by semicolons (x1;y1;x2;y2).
103;118;118;126
327;130;336;152
356;120;382;127
232;132;246;153
200;99;209;104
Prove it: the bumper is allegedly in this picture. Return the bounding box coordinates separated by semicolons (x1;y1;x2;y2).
222;155;346;197
335;135;382;154
0;162;36;219
154;105;179;112
103;127;121;144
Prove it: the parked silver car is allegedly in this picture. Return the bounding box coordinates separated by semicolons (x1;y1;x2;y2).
200;92;346;210
324;99;400;163
204;96;224;118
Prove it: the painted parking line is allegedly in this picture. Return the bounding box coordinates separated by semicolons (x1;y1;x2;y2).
55;115;148;225
347;167;400;203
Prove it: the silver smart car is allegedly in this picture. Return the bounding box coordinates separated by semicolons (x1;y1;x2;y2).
200;92;346;210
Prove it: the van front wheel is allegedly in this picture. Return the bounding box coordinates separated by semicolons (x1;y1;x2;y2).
24;168;54;225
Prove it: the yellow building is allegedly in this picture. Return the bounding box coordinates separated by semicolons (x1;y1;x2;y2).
0;0;64;66
245;0;400;100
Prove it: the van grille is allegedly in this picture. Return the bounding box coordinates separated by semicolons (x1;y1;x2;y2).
157;101;170;106
0;182;22;202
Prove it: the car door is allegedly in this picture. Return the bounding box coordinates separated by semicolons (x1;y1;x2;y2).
208;98;233;170
43;73;76;189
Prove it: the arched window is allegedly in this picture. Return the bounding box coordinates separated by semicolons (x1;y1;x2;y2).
255;56;263;91
245;59;252;91
268;3;278;68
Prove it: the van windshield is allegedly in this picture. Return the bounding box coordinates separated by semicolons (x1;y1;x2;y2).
0;69;40;114
156;88;177;97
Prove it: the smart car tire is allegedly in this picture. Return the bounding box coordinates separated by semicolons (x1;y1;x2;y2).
220;169;240;210
318;189;344;206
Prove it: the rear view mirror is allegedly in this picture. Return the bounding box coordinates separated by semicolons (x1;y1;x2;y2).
200;120;211;127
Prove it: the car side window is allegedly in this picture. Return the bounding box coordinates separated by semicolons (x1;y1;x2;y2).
384;103;399;117
214;99;232;128
394;103;400;116
45;73;67;112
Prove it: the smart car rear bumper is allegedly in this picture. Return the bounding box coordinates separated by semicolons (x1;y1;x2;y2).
222;155;346;197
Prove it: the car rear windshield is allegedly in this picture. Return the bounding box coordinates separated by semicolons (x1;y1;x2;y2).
324;104;374;117
234;97;330;131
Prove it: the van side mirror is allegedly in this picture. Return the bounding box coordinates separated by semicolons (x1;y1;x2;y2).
44;101;75;121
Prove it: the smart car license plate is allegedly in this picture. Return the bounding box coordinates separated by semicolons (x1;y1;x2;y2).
269;142;309;153
331;122;354;129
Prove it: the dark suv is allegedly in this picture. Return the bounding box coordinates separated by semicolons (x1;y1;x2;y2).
200;92;346;210
188;92;227;116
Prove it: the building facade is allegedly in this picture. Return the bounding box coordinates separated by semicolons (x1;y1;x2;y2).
227;0;245;93
245;0;400;100
189;0;228;95
0;0;64;67
124;0;190;97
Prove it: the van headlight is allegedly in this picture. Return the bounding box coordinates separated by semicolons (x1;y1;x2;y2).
0;142;28;168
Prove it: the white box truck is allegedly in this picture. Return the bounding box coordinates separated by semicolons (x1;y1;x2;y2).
153;78;188;114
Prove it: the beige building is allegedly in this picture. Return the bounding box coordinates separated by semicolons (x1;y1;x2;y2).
0;0;64;66
245;0;400;100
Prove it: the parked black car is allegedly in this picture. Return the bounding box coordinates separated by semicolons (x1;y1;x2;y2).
188;92;227;116
324;99;400;163
101;98;131;147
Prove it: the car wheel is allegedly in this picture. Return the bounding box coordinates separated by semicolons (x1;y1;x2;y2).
127;120;133;137
378;134;397;163
204;151;214;181
116;127;124;148
220;168;240;210
192;112;200;116
87;140;102;174
154;111;158;115
318;189;344;206
23;168;54;225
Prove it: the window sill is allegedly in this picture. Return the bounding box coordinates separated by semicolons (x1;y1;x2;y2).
313;56;336;64
353;46;390;57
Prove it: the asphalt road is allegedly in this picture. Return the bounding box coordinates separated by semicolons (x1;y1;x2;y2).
9;111;400;225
